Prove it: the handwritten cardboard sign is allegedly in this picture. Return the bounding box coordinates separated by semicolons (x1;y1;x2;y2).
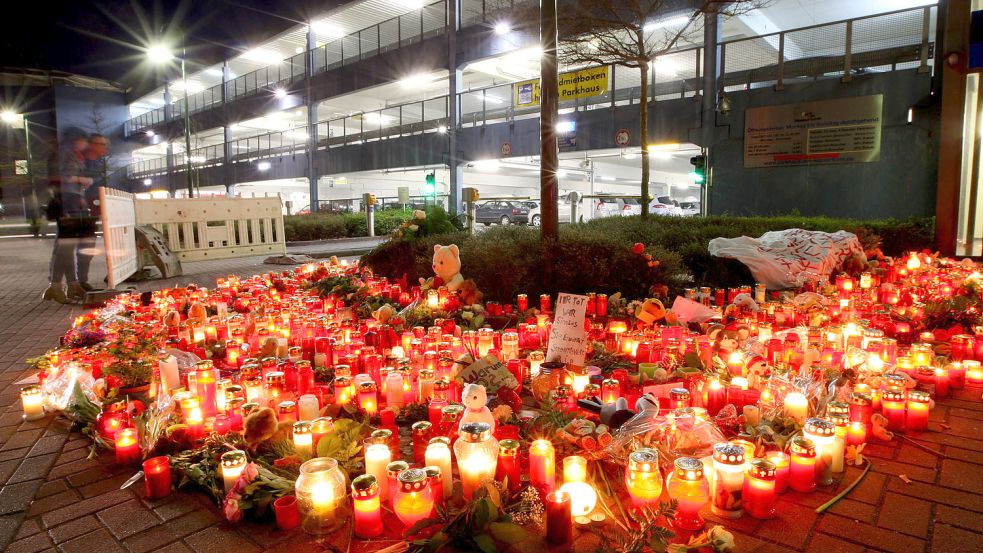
455;354;518;391
545;293;589;366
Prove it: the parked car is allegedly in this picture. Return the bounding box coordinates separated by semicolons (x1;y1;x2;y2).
679;201;701;216
650;196;683;216
593;196;643;218
475;200;530;225
519;200;573;226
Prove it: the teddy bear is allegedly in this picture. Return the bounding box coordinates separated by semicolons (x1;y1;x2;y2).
422;244;464;292
459;383;496;433
870;413;894;442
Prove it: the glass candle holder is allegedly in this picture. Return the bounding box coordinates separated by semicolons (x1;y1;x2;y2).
743;459;777;519
393;468;435;529
295;457;349;535
766;450;790;494
426;437;453;499
20;385;44;421
411;421;433;466
670;388;692;409
454;422;498;500
789;436;817;493
803;418;836;486
333;376;352;405
357;381;378;416
906;390;931;431
706;378;727;416
601;378;621;404
527;350;545;378
363;438;392;501
310;416;334;451
278;401;297;423
711;443;745;518
666;457;708;531
496;439;521;492
849;392;873;426
385;460;410;504
783;392;809;424
115;428;140;465
881;389;907;432
143;456;171;499
625;448;663;509
221;450;247;493
546;491;572;546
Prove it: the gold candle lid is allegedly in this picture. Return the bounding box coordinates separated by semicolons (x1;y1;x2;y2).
428;436;451;447
628;448;659;472
460;422;492;442
351;474;378;497
804;417;835;437
673;456;704;480
790;436;816;456
712;443;745;465
498;439;520;456
370;429;393;443
397;468;428;492
411;421;433;434
386;460;410;475
749;459;776;479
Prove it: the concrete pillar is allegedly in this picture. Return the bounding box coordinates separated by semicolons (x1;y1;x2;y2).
936;0;970;255
540;0;559;240
447;0;462;215
222;62;235;196
306;25;320;212
164;84;176;195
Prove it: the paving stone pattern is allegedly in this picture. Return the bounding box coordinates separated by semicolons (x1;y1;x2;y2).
2;237;983;552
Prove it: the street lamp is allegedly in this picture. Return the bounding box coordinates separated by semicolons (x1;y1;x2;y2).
1;110;39;232
147;42;195;198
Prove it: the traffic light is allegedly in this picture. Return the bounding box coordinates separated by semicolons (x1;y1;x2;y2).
423;172;436;194
688;155;707;185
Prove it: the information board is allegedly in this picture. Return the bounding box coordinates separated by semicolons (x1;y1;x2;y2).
514;66;609;109
545;293;589;366
744;95;882;168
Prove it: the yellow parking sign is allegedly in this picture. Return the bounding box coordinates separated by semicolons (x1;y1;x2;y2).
514;66;609;108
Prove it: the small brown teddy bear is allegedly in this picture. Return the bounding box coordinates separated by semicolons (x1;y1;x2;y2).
458;279;483;306
243;407;293;448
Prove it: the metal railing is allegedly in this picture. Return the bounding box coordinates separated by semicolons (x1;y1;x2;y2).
127;5;935;177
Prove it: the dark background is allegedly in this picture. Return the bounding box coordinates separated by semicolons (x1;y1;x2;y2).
0;0;351;99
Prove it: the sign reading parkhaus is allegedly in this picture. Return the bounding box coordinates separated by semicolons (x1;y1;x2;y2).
513;66;610;108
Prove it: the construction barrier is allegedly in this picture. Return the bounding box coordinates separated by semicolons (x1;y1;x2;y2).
99;188;138;289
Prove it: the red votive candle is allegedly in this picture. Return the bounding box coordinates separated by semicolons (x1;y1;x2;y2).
496;439;521;493
115;428;140;465
706;379;727;416
529;439;556;498
906;390;930;431
351;475;383;538
846;421;867;446
546;491;572;546
273;495;300;531
743;459;777;519
789;437;816;493
767;451;790;494
881;389;906;432
934;367;950;398
428;397;448;426
143;456;171;499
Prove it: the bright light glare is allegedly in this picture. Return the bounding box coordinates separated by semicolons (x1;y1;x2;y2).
0;111;20;124
400;73;432;88
437;125;447;134
142;178;152;186
257;161;271;171
473;159;499;172
643;15;689;32
274;88;288;98
312;20;345;38
145;130;155;137
556;121;576;133
241;48;282;64
147;44;173;63
494;22;511;35
170;80;204;93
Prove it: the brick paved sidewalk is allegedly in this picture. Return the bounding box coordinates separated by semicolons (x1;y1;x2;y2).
1;237;982;553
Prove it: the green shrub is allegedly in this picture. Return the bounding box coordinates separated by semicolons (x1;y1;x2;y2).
360;215;934;300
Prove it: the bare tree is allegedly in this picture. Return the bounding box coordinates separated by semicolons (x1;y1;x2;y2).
559;0;765;217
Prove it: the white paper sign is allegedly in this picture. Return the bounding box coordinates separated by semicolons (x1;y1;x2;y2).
455;354;519;391
545;293;589;366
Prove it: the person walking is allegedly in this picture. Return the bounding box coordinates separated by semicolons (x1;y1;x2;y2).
76;133;109;291
42;134;92;304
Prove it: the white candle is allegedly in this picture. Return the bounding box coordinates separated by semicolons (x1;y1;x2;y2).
298;394;320;421
20;385;44;421
159;355;180;394
385;372;404;408
831;429;846;473
293;422;313;458
364;442;392;500
277;338;289;358
311;481;336;519
425;440;453;499
221;450;247;493
784;392;808;424
314;352;328;369
743;405;761;427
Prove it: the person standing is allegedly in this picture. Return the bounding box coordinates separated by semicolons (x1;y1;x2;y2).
42;135;92;304
76;133;109;292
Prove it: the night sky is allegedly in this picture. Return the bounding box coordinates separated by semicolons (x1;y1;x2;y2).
0;0;351;99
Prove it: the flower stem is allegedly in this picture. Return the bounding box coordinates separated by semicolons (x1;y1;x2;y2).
816;461;872;514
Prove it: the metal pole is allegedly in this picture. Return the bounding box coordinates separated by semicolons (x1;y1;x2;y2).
540;0;559;241
23;118;38;228
181;54;194;197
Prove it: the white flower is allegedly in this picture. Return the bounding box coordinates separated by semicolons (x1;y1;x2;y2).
461;311;474;320
413;210;426;220
408;224;419;232
708;525;735;552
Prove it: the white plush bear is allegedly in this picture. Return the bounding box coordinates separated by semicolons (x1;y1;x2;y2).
431;243;464;292
459;383;496;433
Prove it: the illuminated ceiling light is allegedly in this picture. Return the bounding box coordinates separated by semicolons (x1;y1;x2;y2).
556;121;576;133
257;161;271;171
494;22;511;35
400;73;433;88
0;111;20;124
648;142;680;151
145;130;155;137
312;20;345;39
274;88;288;98
146;44;174;63
437;125;447;134
643;15;689;32
170;80;205;93
241;48;283;64
362;112;390;124
205;68;224;77
142;178;152;186
295;47;303;54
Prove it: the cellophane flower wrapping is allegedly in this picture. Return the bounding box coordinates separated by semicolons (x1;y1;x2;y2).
606;408;726;469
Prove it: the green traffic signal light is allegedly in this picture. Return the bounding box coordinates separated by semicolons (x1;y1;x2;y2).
688;170;705;184
688;155;707;185
424;172;436;193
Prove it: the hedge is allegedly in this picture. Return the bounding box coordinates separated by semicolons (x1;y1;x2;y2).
284;209;414;242
360;215;935;301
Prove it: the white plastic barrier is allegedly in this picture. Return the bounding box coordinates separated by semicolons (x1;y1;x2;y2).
133;194;285;262
99;188;138;288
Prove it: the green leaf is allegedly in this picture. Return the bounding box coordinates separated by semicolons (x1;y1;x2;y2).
426;532;449;553
472;498;491;530
405;516;444;537
488;522;529;544
474;534;497;553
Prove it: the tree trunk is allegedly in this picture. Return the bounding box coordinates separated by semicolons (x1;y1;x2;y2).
639;62;650;218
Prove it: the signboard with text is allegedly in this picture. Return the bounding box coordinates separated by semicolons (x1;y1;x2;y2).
514;66;610;109
744;94;883;168
455;354;518;391
545;293;589;366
